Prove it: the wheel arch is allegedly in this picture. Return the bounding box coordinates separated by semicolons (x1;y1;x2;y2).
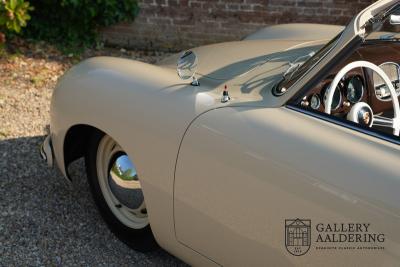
61;123;137;181
61;123;145;184
62;124;99;180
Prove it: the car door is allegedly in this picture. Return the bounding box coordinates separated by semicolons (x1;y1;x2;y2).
174;105;400;266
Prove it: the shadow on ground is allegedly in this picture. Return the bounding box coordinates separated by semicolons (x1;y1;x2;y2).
0;135;185;266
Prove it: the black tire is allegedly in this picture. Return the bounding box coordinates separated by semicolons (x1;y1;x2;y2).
85;130;159;252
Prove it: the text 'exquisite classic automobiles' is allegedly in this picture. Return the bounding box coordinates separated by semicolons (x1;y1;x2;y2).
41;0;400;266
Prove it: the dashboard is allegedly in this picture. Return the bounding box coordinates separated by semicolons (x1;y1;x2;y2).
300;42;400;118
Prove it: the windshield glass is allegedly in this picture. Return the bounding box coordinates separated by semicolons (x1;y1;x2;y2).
287;33;342;80
275;2;400;96
275;31;343;93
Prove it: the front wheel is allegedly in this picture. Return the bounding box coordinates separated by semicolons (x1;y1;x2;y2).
85;131;158;252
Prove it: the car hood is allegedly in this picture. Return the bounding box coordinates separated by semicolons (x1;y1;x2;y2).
158;40;325;80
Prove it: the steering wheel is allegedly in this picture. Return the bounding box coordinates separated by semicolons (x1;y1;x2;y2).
325;61;400;136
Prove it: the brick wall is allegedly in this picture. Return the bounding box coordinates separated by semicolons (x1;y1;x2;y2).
101;0;375;51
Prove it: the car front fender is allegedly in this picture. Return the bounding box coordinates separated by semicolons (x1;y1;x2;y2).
50;56;213;257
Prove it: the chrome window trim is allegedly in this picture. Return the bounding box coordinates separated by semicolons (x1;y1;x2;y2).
286;104;400;146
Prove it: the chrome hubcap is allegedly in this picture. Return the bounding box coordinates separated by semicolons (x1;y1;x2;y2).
97;136;149;229
109;154;147;215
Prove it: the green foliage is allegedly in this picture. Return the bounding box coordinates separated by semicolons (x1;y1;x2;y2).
24;0;139;51
0;0;33;34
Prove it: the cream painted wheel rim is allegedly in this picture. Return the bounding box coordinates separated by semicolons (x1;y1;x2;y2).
96;135;149;229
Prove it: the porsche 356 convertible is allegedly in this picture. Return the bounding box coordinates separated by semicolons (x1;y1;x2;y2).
41;0;400;265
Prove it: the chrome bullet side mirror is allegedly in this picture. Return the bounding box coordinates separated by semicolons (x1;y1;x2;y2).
177;50;200;86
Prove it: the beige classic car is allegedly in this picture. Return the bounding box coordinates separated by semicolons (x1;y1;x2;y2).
41;0;400;266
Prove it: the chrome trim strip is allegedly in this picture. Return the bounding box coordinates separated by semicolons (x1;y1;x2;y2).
286;105;400;146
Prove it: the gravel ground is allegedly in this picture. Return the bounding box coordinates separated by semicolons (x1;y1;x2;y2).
0;42;186;266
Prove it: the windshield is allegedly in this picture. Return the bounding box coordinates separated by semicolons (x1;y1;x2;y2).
288;33;342;80
275;32;343;94
274;2;400;97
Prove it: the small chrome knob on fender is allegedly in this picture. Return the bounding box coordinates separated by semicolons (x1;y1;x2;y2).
221;85;231;103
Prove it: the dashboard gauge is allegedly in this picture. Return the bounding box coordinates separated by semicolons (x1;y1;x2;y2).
324;84;342;111
309;94;321;110
346;76;364;103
